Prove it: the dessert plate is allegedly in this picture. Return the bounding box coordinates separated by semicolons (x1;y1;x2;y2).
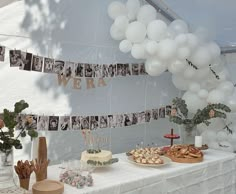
127;156;171;167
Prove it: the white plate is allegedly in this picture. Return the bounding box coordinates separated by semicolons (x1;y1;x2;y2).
127;156;172;167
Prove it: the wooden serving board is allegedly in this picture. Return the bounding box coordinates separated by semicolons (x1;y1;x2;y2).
166;155;203;163
32;180;64;194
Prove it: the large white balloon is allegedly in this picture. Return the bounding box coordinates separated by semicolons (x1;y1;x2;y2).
110;23;125;40
131;44;146;59
226;90;236;112
208;42;221;59
217;131;228;141
145;40;158;55
189;82;201;93
108;1;127;20
157;39;177;61
126;21;146;43
182;91;207;113
186;33;199;50
194;67;210;81
168;60;186;74
184;67;196;79
145;58;167;76
137;5;157;25
119;39;132;53
176;47;191;60
114;15;129;31
198;89;209;99
218;141;234;152
172;75;190;91
168;19;189;37
126;0;140;21
175;34;188;47
207;89;226;103
208;141;220;149
190;46;212;68
218;81;234;96
147;20;167;41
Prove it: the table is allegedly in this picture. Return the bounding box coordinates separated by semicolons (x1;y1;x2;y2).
48;149;236;194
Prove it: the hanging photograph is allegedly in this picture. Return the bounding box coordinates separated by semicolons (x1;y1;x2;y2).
90;116;99;130
37;116;49;131
159;107;165;118
138;111;146;124
9;50;21;67
108;64;116;77
115;114;124;127
139;63;147;75
116;63;124;76
44;57;54;73
85;63;93;77
99;115;108;128
64;61;75;78
0;46;5;61
15;114;26;130
152;108;159;120
102;64;109;77
131;64;139;75
28;115;38;129
53;60;65;75
107;114;116;128
71;116;81;130
80;116;90;130
132;112;138;125
74;63;84;77
124;113;133;126
59;116;71;131
48;116;59;131
166;105;172;117
32;55;43;72
145;110;152;122
124;63;131;76
93;64;102;77
19;52;33;71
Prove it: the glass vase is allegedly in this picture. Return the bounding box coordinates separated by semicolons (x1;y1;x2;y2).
0;149;16;189
181;124;197;145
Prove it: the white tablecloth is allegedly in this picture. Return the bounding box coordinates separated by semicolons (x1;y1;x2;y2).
48;149;236;194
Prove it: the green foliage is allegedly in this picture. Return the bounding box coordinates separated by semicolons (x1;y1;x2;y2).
0;100;38;153
169;97;231;128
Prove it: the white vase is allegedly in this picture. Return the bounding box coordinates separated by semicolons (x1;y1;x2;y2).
31;137;39;161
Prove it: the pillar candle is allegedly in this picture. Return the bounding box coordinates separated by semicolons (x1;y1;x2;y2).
195;136;202;147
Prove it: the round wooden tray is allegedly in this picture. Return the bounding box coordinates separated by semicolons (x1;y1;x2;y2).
32;180;64;194
166;155;203;163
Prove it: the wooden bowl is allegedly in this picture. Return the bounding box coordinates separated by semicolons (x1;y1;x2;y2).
167;155;203;163
32;180;64;194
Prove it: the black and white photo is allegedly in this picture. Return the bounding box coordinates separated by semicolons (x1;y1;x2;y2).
80;116;90;130
102;64;109;77
19;52;33;71
166;105;172;117
152;108;159;120
131;64;139;75
107;115;116;128
138;111;146;124
124;113;133;126
90;116;99;130
116;64;124;76
32;55;43;72
132;113;138;125
53;60;65;75
124;63;131;76
115;114;124;127
15;114;26;130
64;61;75;78
145;110;152;122
48;116;59;131
59;116;71;131
139;63;147;75
44;57;54;73
99;115;107;128
85;64;93;77
0;46;5;61
71;116;81;130
108;64;116;77
93;64;102;77
29;115;38;129
37;116;49;131
74;63;84;77
159;107;165;118
9;50;21;67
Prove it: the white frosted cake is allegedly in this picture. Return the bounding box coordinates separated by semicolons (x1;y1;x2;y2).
81;150;112;164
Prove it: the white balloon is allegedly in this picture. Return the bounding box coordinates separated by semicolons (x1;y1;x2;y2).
207;89;225;104
147;20;167;41
137;5;157;25
208;141;219;149
108;1;127;20
157;39;177;61
218;81;234;96
182;91;207;113
145;40;158;55
198;89;209;99
119;39;132;53
189;82;201;93
172;74;190;91
184;67;195;79
190;46;212;68
176;47;191;60
218;141;234;152
175;34;188;47
110;23;125;40
126;21;146;43
205;130;217;142
186;33;199;50
226;90;236;112
145;58;167;76
217;131;228;141
131;44;146;59
194;67;210;81
114;15;129;30
208;42;221;59
194;27;211;42
168;19;189;37
218;68;230;81
168;60;186;74
126;0;140;21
